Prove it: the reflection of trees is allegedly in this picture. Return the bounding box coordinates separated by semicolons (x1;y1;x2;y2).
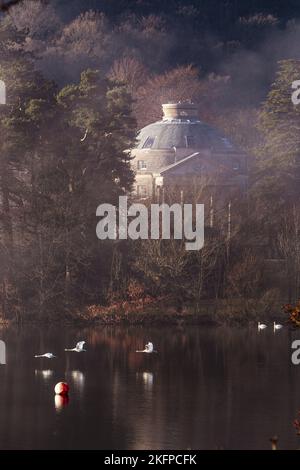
88;326;300;449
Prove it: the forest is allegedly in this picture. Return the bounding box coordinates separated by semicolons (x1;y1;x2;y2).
0;0;300;322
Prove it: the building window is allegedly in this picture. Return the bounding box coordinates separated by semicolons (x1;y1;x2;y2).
185;135;195;148
137;160;147;170
142;136;155;148
137;185;148;197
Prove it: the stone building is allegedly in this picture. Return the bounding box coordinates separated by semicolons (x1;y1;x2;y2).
131;102;248;198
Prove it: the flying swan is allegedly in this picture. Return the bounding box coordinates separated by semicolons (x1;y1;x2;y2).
65;341;86;352
136;342;157;353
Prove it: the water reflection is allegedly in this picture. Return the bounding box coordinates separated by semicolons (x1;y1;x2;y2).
0;325;299;449
66;370;85;393
136;372;154;391
71;370;85;384
35;369;53;380
54;394;69;412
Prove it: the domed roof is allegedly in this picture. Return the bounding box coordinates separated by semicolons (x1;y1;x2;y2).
136;102;235;153
136;120;234;152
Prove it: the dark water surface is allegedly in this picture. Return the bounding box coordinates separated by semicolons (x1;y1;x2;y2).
0;324;300;450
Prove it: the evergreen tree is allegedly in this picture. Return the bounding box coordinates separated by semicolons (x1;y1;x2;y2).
22;69;136;315
0;18;56;317
255;59;300;209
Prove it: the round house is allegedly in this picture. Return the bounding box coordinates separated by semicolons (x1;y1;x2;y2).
131;102;247;198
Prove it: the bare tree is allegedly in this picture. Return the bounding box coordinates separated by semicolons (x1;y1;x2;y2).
56;11;110;58
40;10;112;83
109;55;148;94
278;205;300;303
9;0;61;39
134;65;230;128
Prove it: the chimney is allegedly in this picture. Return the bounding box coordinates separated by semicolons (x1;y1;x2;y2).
162;102;198;120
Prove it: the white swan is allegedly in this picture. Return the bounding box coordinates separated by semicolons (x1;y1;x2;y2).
136;342;157;353
65;341;86;352
258;322;267;331
273;321;283;331
34;353;56;359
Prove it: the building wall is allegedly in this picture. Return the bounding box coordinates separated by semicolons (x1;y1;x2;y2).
132;149;175;172
133;173;154;198
131;148;206;173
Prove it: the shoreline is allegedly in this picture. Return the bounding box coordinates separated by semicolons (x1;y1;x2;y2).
0;306;288;327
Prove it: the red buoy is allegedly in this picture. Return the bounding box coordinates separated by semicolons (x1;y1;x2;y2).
54;382;69;396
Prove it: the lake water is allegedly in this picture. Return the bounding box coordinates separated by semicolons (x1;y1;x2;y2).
0;323;300;450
